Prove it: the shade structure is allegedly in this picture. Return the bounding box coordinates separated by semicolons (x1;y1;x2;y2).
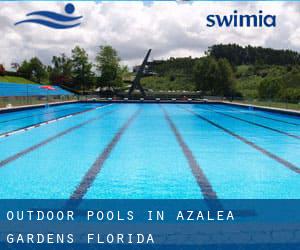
40;85;56;91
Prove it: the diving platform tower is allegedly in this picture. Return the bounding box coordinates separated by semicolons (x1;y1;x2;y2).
128;49;152;98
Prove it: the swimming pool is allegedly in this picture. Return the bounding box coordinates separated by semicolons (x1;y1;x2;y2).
0;103;298;199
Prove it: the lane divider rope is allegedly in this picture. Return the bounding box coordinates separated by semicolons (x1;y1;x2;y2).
0;107;116;168
0;104;112;139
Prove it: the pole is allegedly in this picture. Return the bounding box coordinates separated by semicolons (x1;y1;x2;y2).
82;63;85;100
46;89;49;107
27;84;29;104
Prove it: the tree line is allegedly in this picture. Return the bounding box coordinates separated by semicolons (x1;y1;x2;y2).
1;43;299;101
7;45;127;92
148;56;235;96
208;44;300;66
147;44;300;101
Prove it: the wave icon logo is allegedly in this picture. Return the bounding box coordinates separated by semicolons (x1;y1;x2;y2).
15;3;82;29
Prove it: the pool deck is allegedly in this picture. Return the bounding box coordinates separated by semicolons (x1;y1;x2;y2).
223;101;300;117
0;100;78;114
82;99;300;116
0;99;299;117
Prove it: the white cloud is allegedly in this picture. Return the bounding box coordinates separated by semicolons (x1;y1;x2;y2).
0;1;300;70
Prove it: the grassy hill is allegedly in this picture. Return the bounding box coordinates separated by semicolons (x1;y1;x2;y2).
235;65;300;100
142;57;197;91
141;75;195;91
0;76;37;84
141;62;300;104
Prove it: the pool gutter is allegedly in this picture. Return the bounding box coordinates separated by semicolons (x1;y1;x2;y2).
0;99;299;117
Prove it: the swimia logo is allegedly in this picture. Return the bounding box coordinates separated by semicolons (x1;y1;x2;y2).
15;3;82;29
206;10;276;28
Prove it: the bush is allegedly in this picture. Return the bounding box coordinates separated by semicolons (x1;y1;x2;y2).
169;75;176;82
4;71;20;77
258;78;283;99
0;64;5;76
279;88;300;103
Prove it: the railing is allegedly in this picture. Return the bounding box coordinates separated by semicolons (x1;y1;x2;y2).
1;93;299;112
0;95;78;109
230;97;300;111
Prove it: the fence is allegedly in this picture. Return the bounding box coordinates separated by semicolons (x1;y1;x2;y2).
231;97;300;111
0;83;299;112
0;82;77;108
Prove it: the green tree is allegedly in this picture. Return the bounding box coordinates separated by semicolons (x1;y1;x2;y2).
18;60;32;79
71;46;94;91
258;78;283;99
18;58;47;83
208;44;300;66
50;54;73;85
29;57;47;83
0;64;5;76
193;57;218;94
194;57;235;96
95;45;122;88
215;58;235;96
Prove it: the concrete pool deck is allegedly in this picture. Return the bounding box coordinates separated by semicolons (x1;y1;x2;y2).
223;101;300;117
0;100;78;113
0;99;299;117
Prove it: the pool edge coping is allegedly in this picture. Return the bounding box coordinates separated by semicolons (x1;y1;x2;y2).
222;101;300;117
0;99;299;117
0;100;78;114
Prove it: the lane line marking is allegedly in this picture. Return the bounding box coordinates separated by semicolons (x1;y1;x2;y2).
0;104;90;124
160;105;220;204
70;108;141;200
0;104;112;139
214;105;300;126
180;106;300;174
203;106;300;140
0;108;116;168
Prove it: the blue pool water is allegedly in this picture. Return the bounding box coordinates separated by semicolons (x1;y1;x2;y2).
0;103;103;136
0;103;298;199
